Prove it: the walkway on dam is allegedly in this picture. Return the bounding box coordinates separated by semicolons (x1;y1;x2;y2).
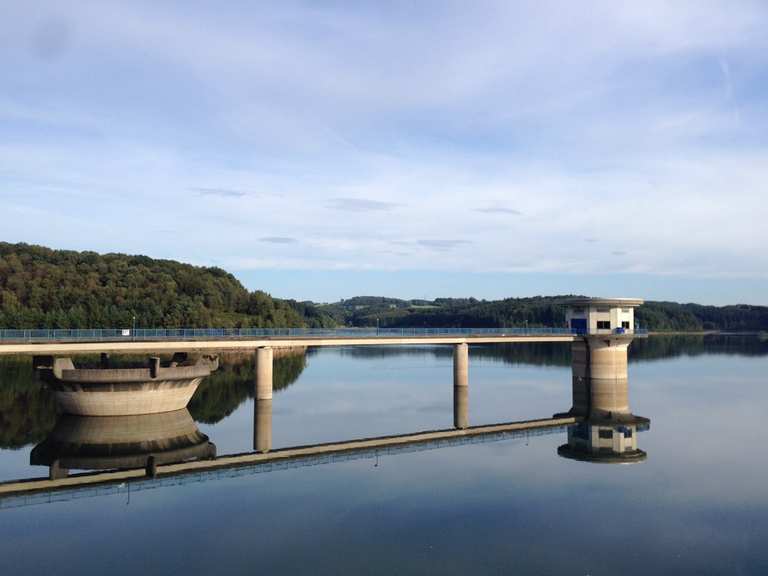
0;416;576;507
0;327;582;355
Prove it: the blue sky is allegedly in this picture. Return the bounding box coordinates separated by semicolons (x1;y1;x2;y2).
2;1;767;304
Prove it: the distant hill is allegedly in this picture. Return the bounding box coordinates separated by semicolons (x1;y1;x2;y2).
0;242;321;329
2;242;765;331
317;296;768;332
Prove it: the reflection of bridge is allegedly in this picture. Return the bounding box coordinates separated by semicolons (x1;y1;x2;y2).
0;418;576;510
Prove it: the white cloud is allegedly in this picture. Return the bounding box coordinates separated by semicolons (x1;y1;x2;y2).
0;0;766;284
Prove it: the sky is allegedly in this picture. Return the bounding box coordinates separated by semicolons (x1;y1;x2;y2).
1;1;767;304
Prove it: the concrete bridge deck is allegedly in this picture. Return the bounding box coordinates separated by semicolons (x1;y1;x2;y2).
0;333;578;355
0;416;577;505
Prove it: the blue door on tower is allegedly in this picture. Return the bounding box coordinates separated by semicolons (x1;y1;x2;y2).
570;318;587;334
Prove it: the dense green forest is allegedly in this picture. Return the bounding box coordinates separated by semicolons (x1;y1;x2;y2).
316;296;768;332
0;242;316;328
1;243;766;331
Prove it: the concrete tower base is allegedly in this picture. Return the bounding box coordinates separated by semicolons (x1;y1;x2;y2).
587;335;632;420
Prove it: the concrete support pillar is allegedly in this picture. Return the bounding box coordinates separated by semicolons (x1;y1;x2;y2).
49;460;69;480
587;337;631;418
255;347;274;400
453;343;469;429
149;356;161;379
453;382;469;429
253;398;273;453
453;343;469;389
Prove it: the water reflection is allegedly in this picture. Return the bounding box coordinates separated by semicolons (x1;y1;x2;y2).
30;409;216;479
1;335;764;450
2;336;767;575
558;418;650;464
253;398;272;453
553;337;651;463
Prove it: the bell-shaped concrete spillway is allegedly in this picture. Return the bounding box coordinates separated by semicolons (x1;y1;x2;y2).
36;353;219;416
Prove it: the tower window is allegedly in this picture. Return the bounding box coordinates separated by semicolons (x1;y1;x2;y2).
597;321;611;329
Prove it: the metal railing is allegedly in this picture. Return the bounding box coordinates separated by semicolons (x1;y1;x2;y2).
0;326;647;343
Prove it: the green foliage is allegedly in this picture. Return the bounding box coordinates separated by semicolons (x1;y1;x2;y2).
321;295;577;328
0;357;57;449
0;243;314;328
189;353;306;423
319;295;768;332
2;242;765;332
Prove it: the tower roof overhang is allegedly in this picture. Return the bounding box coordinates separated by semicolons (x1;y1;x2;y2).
566;297;644;308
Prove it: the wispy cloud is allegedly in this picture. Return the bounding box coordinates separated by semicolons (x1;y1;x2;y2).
192;187;248;198
259;236;296;244
327;198;400;212
417;239;471;251
2;0;768;299
475;206;522;215
718;56;733;100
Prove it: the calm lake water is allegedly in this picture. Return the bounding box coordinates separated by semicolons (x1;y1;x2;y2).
1;335;767;575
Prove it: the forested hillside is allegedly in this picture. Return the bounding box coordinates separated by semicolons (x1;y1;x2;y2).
2;243;765;331
317;296;768;332
0;243;310;328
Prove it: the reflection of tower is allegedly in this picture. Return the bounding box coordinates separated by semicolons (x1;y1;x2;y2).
557;298;650;463
557;419;649;463
30;409;216;479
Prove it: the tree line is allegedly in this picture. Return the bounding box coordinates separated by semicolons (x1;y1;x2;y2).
317;296;768;332
0;243;313;329
1;243;766;331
